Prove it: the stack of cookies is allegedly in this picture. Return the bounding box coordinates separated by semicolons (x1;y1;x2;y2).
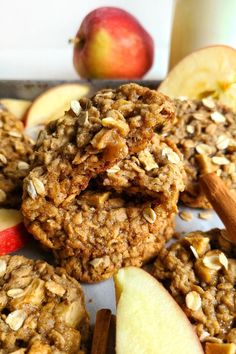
1;81;236;352
21;83;185;282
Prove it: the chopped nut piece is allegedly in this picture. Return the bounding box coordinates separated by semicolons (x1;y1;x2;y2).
0;153;7;164
195;259;217;283
138;149;159;171
106;165;120;174
212;156;230;165
70;100;81;116
185;291;201;311
18;161;30;170
6;309;27;331
32;177;45;196
185;235;210;256
0;188;7;202
82;191;110;207
0;259;7;276
101;117;130;137
210;111;226;123
162;147;180;164
216;135;230;150
179;210;193;222
45;281;65;297
143;207;156;224
202;97;215;109
203;250;222;270
198;212;211;220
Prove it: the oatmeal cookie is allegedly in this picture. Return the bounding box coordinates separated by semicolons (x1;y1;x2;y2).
164;98;236;208
0;109;33;208
152;229;236;351
0;255;89;353
21;84;185;282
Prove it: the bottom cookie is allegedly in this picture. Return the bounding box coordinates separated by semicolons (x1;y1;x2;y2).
152;229;236;351
54;193;176;283
0;255;89;353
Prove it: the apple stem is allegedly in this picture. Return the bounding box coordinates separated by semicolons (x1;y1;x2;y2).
68;37;81;46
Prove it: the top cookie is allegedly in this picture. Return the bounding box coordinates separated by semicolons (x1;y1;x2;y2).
21;84;185;282
164;98;236;208
0;109;33;208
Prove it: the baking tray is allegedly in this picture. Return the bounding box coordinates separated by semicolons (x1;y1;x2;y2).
0;79;224;326
0;79;160;100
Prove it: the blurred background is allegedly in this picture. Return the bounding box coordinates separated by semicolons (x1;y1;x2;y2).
1;0;236;81
0;0;174;80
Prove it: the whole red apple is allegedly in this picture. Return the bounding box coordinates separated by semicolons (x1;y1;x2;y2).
73;7;154;79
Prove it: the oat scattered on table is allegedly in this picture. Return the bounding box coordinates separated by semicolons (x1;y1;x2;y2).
179;210;193;222
198;211;212;220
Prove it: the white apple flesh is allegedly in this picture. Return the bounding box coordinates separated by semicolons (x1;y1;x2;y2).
0;99;31;120
159;45;236;111
25;83;90;127
114;267;203;354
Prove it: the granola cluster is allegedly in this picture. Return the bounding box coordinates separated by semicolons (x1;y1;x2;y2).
153;229;236;352
21;84;185;282
163;98;236;208
0;255;89;353
0;109;33;208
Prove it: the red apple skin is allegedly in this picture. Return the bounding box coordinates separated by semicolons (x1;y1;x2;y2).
0;223;28;255
73;7;154;79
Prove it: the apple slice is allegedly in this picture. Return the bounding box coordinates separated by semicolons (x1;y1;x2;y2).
0;98;31;120
159;45;236;111
25;83;90;127
0;209;28;255
114;267;203;354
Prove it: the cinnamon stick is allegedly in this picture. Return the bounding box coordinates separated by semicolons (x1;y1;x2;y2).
106;315;116;354
91;309;112;354
200;172;236;245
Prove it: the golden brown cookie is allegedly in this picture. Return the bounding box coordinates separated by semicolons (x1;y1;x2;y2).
21;83;185;282
0;255;89;353
0;109;33;208
153;229;236;350
164;98;236;208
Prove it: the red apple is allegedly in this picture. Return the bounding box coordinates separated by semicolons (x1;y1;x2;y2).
0;209;28;255
72;7;154;79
